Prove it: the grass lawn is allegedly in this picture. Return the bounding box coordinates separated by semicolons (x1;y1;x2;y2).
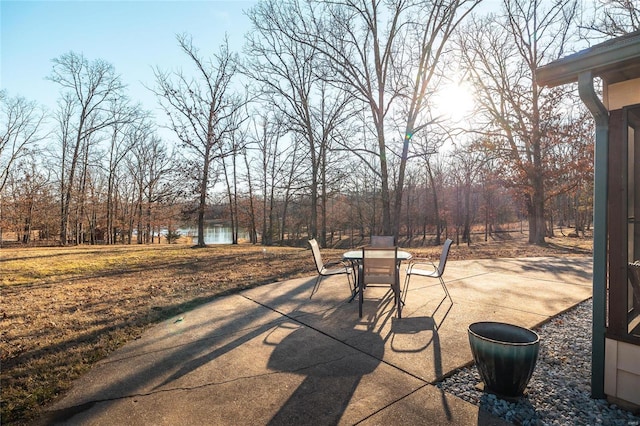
0;232;592;424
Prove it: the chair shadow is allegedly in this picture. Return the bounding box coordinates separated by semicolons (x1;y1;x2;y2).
390;294;452;347
388;294;454;421
388;294;452;377
390;316;437;353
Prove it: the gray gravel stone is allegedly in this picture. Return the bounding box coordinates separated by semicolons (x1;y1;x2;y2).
436;299;640;425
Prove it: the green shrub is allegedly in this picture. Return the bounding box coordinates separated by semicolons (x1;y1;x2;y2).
165;229;181;244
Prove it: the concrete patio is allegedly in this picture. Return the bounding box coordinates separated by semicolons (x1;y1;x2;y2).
39;256;593;425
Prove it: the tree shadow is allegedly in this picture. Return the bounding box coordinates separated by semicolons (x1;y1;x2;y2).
265;320;384;425
36;269;464;425
36;277;321;424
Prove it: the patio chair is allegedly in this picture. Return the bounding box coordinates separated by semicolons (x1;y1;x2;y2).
404;238;453;302
371;235;395;247
361;247;402;318
308;238;355;298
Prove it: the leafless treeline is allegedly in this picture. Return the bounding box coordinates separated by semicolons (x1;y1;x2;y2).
1;0;637;247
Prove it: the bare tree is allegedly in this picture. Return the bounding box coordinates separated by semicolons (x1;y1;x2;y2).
0;92;47;245
241;145;259;244
582;0;640;37
152;34;242;247
393;0;482;239
267;0;479;237
450;139;492;245
456;0;578;244
139;137;177;244
103;100;143;244
117;116;169;244
219;142;238;244
245;0;354;246
0;91;47;194
407;125;451;244
278;134;307;244
48;52;128;245
247;112;286;245
426;154;449;244
218;105;249;245
305;0;410;236
6;155;50;244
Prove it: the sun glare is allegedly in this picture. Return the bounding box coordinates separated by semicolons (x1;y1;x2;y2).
433;82;475;124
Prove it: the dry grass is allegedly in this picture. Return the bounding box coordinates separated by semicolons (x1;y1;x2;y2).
0;232;592;424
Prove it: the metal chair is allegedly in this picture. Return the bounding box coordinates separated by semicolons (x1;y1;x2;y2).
371;235;395;247
361;247;401;318
404;239;453;301
308;238;355;298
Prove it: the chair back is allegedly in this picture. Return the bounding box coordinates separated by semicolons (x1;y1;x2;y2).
371;235;395;247
308;239;324;273
436;239;453;276
362;247;398;285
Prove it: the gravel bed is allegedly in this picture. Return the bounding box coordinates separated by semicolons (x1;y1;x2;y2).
436;299;640;425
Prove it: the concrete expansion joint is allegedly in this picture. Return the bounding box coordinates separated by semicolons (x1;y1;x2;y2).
240;293;431;384
352;383;433;425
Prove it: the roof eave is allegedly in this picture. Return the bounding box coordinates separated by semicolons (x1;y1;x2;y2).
537;34;640;87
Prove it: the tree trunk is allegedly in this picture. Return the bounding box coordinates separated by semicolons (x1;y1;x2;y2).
197;149;210;248
427;161;441;246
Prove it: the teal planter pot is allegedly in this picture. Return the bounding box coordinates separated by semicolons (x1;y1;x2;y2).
468;322;540;397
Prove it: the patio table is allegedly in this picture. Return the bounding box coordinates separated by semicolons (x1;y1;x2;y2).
342;249;413;262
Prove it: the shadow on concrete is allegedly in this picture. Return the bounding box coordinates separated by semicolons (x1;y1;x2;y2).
38;255;590;425
266;320;384;424
38;278;320;424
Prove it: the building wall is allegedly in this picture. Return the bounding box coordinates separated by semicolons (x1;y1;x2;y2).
606;78;640;110
605;338;640;408
604;76;640;411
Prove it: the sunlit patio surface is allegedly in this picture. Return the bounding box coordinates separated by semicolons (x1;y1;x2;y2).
41;257;592;425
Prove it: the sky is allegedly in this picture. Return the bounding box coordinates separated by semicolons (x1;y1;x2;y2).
2;0;507;135
1;0;258;120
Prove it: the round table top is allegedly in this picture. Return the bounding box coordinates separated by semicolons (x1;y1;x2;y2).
343;249;413;261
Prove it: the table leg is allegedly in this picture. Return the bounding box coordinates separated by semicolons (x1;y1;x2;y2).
394;265;401;318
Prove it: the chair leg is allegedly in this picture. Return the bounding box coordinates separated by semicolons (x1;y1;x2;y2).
358;268;364;318
310;275;323;299
347;269;357;302
440;276;452;301
403;272;411;298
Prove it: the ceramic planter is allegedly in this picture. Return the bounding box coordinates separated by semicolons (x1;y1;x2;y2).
468;321;540;397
